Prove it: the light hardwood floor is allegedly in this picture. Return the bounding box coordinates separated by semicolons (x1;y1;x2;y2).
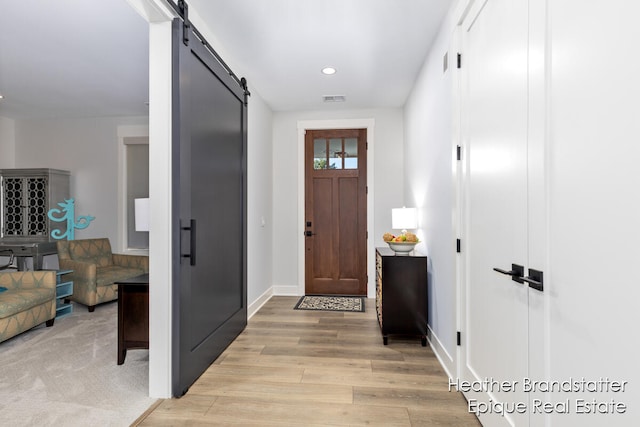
134;296;480;426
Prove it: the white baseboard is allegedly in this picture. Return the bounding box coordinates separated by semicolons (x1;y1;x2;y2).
272;285;300;296
248;287;273;319
427;324;456;380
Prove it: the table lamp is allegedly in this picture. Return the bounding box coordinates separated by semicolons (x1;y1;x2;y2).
392;207;417;235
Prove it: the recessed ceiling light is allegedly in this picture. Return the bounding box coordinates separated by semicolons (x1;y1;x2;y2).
0;94;4;100
321;67;336;75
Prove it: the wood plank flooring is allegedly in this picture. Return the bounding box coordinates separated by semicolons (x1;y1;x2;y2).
134;296;480;426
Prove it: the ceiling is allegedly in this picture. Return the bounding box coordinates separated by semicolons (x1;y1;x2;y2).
0;0;149;120
0;0;452;119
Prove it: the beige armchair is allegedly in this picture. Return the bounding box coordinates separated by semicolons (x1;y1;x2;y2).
0;270;57;343
56;238;148;312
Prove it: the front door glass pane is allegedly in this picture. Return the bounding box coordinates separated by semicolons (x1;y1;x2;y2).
329;138;342;169
314;139;327;169
344;137;358;169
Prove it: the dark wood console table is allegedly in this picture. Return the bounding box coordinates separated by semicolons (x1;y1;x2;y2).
116;273;149;365
375;247;428;346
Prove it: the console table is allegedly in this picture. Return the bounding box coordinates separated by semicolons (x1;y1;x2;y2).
116;273;149;365
375;247;428;346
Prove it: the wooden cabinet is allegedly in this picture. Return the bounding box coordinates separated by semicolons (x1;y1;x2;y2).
0;168;70;242
375;247;428;346
0;169;70;270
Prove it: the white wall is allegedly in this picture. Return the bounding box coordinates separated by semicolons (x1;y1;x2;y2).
272;108;404;295
247;91;274;314
0;116;16;266
403;4;459;377
0;116;16;168
14;116;147;247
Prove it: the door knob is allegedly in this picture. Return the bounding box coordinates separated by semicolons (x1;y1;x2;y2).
493;264;525;284
304;230;315;237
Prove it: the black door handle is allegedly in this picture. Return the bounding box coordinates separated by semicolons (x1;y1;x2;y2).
304;230;315;237
181;219;196;266
523;268;543;292
493;264;524;284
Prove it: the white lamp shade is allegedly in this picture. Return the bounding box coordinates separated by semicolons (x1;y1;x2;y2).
392;207;418;230
134;198;150;232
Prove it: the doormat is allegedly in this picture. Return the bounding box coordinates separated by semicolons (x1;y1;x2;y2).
294;295;365;312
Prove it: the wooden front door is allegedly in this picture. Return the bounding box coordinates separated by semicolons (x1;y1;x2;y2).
305;128;367;295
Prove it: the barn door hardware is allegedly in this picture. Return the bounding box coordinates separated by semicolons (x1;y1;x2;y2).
178;0;190;46
167;0;250;97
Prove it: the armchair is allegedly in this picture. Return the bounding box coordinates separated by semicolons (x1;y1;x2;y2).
56;238;148;312
0;271;57;343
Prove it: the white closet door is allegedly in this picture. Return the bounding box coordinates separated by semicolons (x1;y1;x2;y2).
546;1;640;425
460;0;529;426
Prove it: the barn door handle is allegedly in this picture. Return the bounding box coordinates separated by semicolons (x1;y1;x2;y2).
493;264;524;284
523;268;543;292
181;219;196;266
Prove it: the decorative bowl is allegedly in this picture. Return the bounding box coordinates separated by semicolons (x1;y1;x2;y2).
387;241;418;255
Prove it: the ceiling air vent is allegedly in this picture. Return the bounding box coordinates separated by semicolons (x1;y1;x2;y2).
323;95;346;103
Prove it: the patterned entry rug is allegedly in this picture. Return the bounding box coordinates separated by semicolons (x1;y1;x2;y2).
294;295;365;312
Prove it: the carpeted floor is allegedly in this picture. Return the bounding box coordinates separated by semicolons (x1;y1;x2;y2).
0;301;156;426
294;295;365;312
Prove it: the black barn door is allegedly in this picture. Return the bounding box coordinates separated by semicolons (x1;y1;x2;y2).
171;18;248;397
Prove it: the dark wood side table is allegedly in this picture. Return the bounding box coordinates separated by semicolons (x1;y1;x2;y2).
116;273;149;365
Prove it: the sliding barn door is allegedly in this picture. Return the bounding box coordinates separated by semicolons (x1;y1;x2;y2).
171;19;248;397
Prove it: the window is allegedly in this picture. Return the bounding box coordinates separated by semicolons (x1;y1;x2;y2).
313;137;358;170
124;138;149;250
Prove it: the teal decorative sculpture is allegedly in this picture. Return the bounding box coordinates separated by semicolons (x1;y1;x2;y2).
48;198;95;240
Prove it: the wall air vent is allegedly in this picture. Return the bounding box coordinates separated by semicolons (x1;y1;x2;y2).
322;95;346;103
